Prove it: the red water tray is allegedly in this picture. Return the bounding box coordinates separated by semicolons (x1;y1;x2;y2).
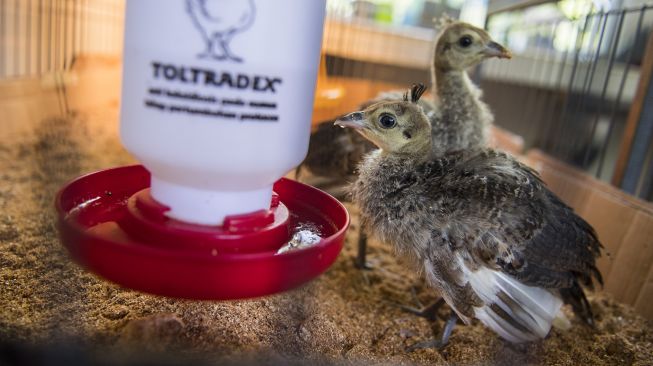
55;165;349;300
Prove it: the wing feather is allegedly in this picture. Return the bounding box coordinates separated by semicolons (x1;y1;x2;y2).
422;149;601;329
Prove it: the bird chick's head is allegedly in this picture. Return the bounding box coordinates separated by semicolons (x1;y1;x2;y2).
434;21;511;71
335;84;431;156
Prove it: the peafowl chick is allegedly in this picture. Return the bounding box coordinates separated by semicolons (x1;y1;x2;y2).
430;19;511;153
352;20;511;268
364;19;511;154
336;85;602;346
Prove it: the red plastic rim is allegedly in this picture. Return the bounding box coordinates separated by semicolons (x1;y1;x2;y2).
55;165;349;300
119;188;292;254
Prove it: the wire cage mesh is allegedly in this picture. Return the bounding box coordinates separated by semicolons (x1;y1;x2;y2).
1;0;651;198
0;0;123;78
481;2;653;201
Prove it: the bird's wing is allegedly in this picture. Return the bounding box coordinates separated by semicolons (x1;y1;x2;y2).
200;0;255;30
420;150;601;340
423;150;601;287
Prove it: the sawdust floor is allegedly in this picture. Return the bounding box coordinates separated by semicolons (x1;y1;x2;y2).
1;111;652;365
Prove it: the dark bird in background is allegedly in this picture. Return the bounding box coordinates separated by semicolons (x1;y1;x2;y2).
186;0;256;62
297;120;375;200
336;85;602;347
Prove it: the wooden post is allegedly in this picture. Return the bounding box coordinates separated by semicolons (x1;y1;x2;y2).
612;30;653;188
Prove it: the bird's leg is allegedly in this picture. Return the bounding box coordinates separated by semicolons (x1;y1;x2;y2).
406;311;458;352
205;35;226;61
221;36;243;63
196;32;217;59
400;297;445;322
354;228;373;270
197;40;212;59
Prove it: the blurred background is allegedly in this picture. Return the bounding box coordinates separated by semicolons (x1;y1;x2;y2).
2;0;651;200
1;0;653;318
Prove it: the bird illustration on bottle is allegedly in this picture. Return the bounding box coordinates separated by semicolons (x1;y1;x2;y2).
186;0;256;62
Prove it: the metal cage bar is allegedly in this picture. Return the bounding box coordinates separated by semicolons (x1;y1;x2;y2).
482;2;653;201
0;0;124;79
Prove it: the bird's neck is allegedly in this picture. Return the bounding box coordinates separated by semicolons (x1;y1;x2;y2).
358;150;430;196
381;146;432;167
380;137;432;161
434;67;474;99
431;66;491;153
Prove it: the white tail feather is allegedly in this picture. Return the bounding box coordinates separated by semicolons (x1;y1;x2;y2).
475;307;538;343
457;255;564;343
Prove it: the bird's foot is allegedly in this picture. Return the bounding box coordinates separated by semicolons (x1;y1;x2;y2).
400;298;445;322
221;42;243;62
406;338;447;352
197;52;227;61
227;55;243;63
353;256;374;270
406;312;458;352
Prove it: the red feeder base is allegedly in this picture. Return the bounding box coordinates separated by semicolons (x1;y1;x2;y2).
55;165;349;300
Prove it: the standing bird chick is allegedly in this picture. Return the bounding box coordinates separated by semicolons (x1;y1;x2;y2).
360;19;512;154
337;85;602;346
351;21;511;269
186;0;255;62
430;19;511;154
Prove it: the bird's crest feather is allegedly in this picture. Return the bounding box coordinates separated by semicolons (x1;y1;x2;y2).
433;14;456;33
403;83;427;103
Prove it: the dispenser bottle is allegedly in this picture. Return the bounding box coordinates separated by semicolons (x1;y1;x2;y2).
120;0;326;225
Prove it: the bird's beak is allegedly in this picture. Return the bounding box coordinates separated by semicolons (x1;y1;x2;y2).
483;41;512;59
334;111;366;130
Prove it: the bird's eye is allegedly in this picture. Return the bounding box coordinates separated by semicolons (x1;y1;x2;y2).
458;35;473;48
378;113;396;129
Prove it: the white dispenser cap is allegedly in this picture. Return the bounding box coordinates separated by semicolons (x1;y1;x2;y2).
150;176;273;226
